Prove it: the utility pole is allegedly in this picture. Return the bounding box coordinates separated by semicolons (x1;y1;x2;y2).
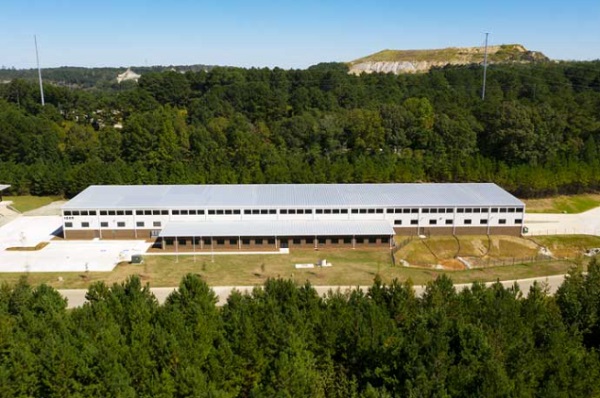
481;32;489;100
34;35;45;106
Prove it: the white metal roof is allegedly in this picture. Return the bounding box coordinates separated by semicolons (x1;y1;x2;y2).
159;220;395;237
0;185;10;192
62;183;524;210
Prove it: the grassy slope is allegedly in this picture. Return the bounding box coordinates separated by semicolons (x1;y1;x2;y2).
523;194;600;214
349;44;546;65
5;195;63;213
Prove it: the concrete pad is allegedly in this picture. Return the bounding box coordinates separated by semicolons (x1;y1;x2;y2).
0;240;152;273
0;216;61;250
525;207;600;236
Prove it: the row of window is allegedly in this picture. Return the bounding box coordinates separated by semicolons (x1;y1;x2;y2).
394;218;522;226
65;221;162;228
65;207;525;217
164;237;388;245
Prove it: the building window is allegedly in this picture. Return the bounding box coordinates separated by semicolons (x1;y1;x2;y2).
356;237;364;244
64;211;72;216
306;238;314;244
491;208;498;213
293;238;302;245
288;209;296;215
369;237;377;244
500;208;507;213
135;210;143;215
430;209;438;214
429;219;437;225
269;209;276;214
464;219;472;225
180;210;189;215
65;222;73;228
318;237;326;244
410;220;418;225
268;238;275;245
457;208;464;213
108;211;116;216
480;219;488;224
508;208;516;213
445;219;453;225
100;211;108;216
190;210;198;215
208;210;215;215
324;209;331;214
394;220;402;225
216;210;224;215
473;208;481;213
344;237;352;244
465;208;473;213
116;210;124;216
100;222;108;227
230;239;238;245
376;209;383;214
153;221;161;227
298;209;305;214
117;222;125;228
136;221;144;227
386;208;394;214
161;210;169;215
252;210;260;215
351;209;358;214
516;208;524;213
499;219;507;224
244;209;251;215
216;239;225;245
422;208;430;213
233;210;240;215
81;222;90;228
172;210;180;215
332;209;339;214
255;239;263;245
515;219;522;224
359;209;367;214
242;239;250;245
446;208;454;213
306;209;313;214
89;211;97;216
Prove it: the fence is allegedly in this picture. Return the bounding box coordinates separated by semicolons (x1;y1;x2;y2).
464;255;576;269
526;228;600;236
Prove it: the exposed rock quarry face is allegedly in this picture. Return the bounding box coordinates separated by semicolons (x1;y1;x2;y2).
349;60;463;75
348;44;548;75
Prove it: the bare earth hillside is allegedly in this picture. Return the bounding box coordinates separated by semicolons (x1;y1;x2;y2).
348;44;549;75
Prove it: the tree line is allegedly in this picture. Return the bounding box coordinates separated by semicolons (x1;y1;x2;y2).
1;261;600;396
0;61;599;197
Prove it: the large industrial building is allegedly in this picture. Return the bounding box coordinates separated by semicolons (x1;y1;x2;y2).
61;183;525;250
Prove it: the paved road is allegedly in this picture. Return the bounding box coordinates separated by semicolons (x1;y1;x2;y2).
59;274;567;309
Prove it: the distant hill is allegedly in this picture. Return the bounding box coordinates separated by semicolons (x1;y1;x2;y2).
0;64;216;89
348;44;549;75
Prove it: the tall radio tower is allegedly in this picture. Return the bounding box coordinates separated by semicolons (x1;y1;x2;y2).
34;35;45;106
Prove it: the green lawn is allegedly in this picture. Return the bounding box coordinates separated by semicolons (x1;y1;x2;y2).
524;194;600;214
5;195;63;213
0;247;581;290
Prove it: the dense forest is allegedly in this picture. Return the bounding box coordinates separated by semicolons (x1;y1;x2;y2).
1;261;600;396
0;61;600;197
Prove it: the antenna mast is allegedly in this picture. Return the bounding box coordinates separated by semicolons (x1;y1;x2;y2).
34;35;45;106
481;32;489;100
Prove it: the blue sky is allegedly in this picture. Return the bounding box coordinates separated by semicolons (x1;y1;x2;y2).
1;0;599;69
